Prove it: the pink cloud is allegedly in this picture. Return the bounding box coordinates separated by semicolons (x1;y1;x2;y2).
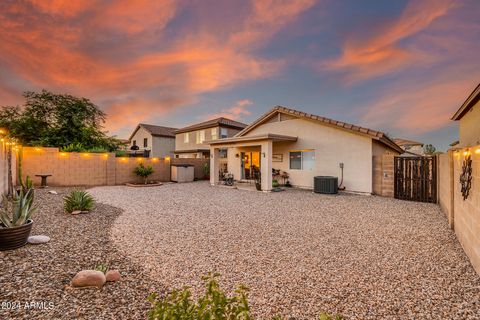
202;99;254;121
323;0;456;83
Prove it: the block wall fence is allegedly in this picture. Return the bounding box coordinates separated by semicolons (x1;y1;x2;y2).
439;146;480;275
19;147;208;187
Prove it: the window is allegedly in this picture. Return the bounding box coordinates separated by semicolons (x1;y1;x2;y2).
196;130;205;144
144;138;148;148
220;127;228;139
211;128;217;140
289;150;315;170
184;133;189;143
219;149;228;158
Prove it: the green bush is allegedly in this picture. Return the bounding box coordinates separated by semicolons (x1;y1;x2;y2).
272;179;279;188
147;274;343;320
64;190;94;213
61;143;86;152
87;146;109;153
115;150;128;157
134;163;154;184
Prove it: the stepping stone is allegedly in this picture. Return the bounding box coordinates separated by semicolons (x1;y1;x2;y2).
27;235;51;244
48;190;58;195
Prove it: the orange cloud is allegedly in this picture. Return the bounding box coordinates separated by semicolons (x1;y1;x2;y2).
361;74;479;135
324;0;456;83
202;99;253;121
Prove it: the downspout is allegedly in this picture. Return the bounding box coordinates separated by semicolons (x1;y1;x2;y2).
338;163;346;191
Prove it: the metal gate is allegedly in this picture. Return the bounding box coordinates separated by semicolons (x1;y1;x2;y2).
394;156;437;203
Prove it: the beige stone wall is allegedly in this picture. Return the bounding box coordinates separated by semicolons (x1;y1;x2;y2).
21;147;171;186
438;152;454;228
439;146;480;275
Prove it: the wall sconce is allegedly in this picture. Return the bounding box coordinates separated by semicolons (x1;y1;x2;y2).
235;153;239;158
262;152;265;158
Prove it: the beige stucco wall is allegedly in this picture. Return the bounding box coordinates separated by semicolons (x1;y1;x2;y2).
459;100;480;147
231;117;374;193
129;126;175;158
175;126;242;154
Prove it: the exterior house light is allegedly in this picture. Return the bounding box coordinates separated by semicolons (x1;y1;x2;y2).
165;156;171;161
476;149;480;154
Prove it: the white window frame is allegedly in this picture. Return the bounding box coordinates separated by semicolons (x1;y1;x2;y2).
220;127;228;139
289;150;315;170
184;133;189;143
196;130;205;144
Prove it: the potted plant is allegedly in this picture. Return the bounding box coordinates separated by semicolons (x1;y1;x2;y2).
281;171;292;187
134;163;154;184
203;162;210;180
0;178;36;250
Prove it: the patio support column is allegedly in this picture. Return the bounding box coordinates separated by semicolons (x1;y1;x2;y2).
260;140;273;191
210;147;220;186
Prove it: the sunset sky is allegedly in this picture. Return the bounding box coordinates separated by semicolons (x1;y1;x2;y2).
1;0;479;150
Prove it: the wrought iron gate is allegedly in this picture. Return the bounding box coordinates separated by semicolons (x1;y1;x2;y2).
394;156;437;203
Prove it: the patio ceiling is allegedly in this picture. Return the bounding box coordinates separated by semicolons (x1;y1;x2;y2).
206;133;297;146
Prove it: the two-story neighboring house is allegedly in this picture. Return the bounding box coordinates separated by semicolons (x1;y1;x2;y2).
174;118;247;158
128;124;177;158
393;138;425;156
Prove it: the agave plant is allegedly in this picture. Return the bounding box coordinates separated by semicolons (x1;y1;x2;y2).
64;190;94;213
0;188;37;228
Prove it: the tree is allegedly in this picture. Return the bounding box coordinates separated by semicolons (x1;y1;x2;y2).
423;144;436;155
0;90;122;151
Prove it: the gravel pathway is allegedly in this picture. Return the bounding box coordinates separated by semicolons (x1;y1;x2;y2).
0;188;162;320
89;181;480;319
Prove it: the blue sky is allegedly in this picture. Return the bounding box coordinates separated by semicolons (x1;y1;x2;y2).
1;0;479;150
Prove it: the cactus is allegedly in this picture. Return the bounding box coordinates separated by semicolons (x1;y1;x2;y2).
0;188;37;228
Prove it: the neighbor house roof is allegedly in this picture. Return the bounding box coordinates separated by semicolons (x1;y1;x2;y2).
451;83;480;120
235;106;403;153
393;138;424;147
129;123;178;141
175;117;247;134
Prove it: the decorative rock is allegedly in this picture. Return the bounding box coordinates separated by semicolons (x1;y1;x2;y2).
27;235;51;244
71;210;82;215
71;270;106;288
48;190;58;195
81;210;90;214
105;270;121;282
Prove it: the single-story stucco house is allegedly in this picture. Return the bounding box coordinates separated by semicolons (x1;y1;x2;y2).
207;106;403;193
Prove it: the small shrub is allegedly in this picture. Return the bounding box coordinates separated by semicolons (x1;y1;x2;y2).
202;162;210;178
64;190;94;213
87;146;109;153
95;264;109;274
148;273;251;320
61;143;86;152
115;150;127;157
272;179;279;188
134;163;154;184
148;274;343;320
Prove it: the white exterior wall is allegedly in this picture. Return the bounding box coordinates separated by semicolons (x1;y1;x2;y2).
129;126;175;158
229;117;373;193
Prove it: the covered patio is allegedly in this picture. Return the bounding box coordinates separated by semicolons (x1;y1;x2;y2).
208;134;297;191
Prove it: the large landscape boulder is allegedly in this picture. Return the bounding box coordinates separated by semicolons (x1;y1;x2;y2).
71;270;106;289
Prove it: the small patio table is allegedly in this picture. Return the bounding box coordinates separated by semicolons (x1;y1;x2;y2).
35;174;52;188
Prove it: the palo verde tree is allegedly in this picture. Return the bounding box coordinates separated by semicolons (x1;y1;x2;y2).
0;90;121;151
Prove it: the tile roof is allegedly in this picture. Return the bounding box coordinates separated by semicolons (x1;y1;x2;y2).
393;138;424;147
175;117;247;134
129;123;177;141
236;106;403;153
452;82;480;120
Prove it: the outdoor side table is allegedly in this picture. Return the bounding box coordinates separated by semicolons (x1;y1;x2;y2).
35;174;52;188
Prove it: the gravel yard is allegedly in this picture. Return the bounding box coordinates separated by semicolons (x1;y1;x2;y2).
0;188;161;320
87;181;480;319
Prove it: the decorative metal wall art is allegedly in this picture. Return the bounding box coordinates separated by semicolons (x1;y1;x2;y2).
460;153;472;200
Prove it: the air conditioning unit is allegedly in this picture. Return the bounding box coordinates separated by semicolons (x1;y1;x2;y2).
314;176;338;194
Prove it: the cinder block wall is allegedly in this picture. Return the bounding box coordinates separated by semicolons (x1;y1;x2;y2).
439;146;480;275
372;154;394;197
22;147;172;186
